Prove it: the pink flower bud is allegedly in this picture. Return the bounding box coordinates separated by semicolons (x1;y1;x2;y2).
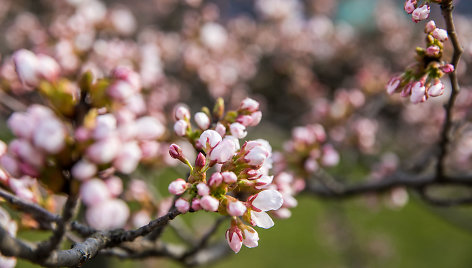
86;199;129;230
210;139;237;163
12;139;43;168
215;123;226;136
412;5;430;23
169;144;184;159
80;179;111;206
93;114;117;140
132;210;151;228
227;200;247;216
236;115;253;126
410;81;426;104
426;45;440;56
226;227;243;253
322;145;340;166
240;97;259;112
209;172;223;187
13;49;39;87
37;54;60;82
113;141;142;174
33;119;66;154
197;183;210;196
87;136;121;164
174;106;190;121
72;159;97;181
427;80;445;97
400;83;413;97
425;20;436;33
199;130;222;152
404;0;416;14
75;127;91;142
140;141;160;159
105;176;123;197
440;64;454;74
195;152;206;168
0;155;20;177
112;66;141;91
248;111;262;126
108;81;135;102
386;76;401;95
194;112;210;130
7;113;34;140
175;198;190;213
222;171;237;184
200;195;219;211
244;145;269;167
191;198;202;211
174;120;188;137
230;123;247;139
168;178;188;195
135;116;165;140
242;227;259;248
432;28;448;41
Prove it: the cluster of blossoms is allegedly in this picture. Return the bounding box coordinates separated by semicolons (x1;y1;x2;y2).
168;98;283;253
0;207;18;268
404;0;433;23
386;20;453;104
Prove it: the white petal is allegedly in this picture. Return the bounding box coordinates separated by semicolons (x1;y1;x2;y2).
252;190;283;211
251;211;274;229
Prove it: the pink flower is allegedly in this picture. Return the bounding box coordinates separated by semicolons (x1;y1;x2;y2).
0;155;20;177
426;45;440;56
425;20;436;33
249;190;283;229
113;141;142;174
404;0;416;14
174;106;190;121
230;123;247;139
132;210;151;228
72;159;97;181
169;144;184;160
197;183;210;196
195;152;206;168
86;199;129;230
410;81;426;104
222;171;237;184
411;5;430;23
199;130;222;152
432;28;448;41
208;172;223;187
248;111;262;126
236;115;253;126
13;49;39;87
242;227;259;248
321;145;340;166
7;113;34;140
105;176;123;197
135;116;165;140
168;178;188;195
240;97;259;112
244;143;270;167
227;200;247;216
37;54;60;82
80;179;111;206
210;138;237;163
108;81;135;102
174;120;188;136
225;226;243;253
440;64;454;74
87;136;121;164
175;198;190;213
200;195;219;211
386;76;401;95
112;66;141;91
194;112;210;130
428;80;445;97
191;198;202;211
33;119;66;154
93;114;117;140
255;175;274;189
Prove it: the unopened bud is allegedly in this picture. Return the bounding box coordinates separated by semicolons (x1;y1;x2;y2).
213;98;225;120
195;152;206;168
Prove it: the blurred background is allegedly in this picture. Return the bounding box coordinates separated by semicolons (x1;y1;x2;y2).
2;0;472;267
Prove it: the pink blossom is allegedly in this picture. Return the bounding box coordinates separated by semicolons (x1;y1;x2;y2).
428;80;445;97
112;66;141;91
93;114;117;140
13;49;39;87
230;123;247;139
225;227;243;253
242;227;259;248
105;176;123;197
169;144;184;160
12;139;43;168
113;141;142;174
248;111;262;126
411;5;430;23
404;0;416;14
33;119;66;154
87;136;121;164
240;97;260;112
425;20;436;33
7;113;34;140
175;198;190;213
200;22;228;50
244;144;269;167
410;81;426;104
222;171;237;184
386;76;401;95
191;198;202;211
195;152;206;168
215;123;226;136
174;120;188;136
0;155;20;177
174;106;190;121
140;141;160;159
210;138;237;163
236;115;253;126
72;159;97;181
37;54;60;82
194;112;210;130
132;210;151;228
197;183;210;196
199;130;222;152
321;145;340;166
80;179;111;206
432;28;448;42
426;46;440;56
440;64;454;74
209;172;223;187
200;195;220;211
135;116;165;140
255;175;274;189
86;199;129;230
108;81;135;101
251;190;284;212
168;178;188;195
227;200;247;216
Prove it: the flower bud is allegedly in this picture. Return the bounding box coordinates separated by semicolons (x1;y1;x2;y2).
427;80;445;97
210;139;237;163
200;195;219;211
191;198;202;211
87;137;121;164
242;226;259;248
225;226;243;253
248;111;262;126
113;141;142;174
440;64;454;74
197;183;210;196
426;45;440;56
174;120;188;137
230;123;247;139
86;199;129;230
33;119;66;154
195;152;206;168
240;97;259;112
194;112;210;130
135;116;165;140
175;198;190;213
322;145;340;166
386;76;401;95
222;171;237;184
209;172;223;187
411;5;430;23
432;28;448;42
13;49;39;87
227;200;247;216
404;0;416;14
105;176;123;197
174;106;190;121
410;81;426;104
199;130;222;152
212;97;225;119
425;20;436;33
72;159;97;181
37;54;60;82
215;123;226;136
169;144;185;160
80;179;111;206
168;178;188;195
